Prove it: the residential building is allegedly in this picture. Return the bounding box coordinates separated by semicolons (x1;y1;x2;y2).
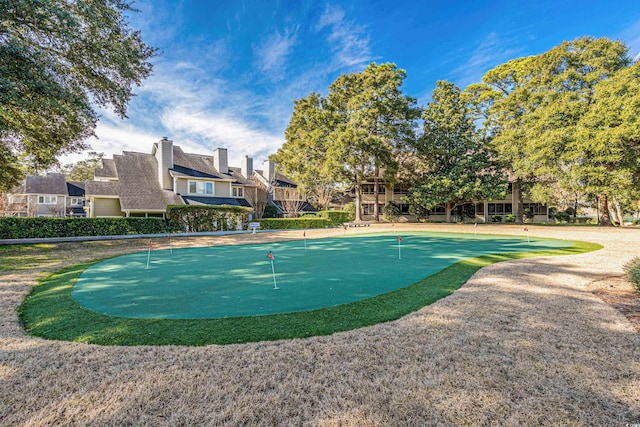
358;181;549;222
3;173;86;217
84;137;314;218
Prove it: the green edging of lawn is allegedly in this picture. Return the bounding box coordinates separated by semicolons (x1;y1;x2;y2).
18;240;601;346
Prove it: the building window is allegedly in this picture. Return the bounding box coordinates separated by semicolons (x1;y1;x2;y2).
476;203;484;214
487;203;513;214
188;180;214;195
232;187;244;198
361;184;375;194
37;196;57;204
429;205;446;215
523;203;547;216
70;197;83;206
393;186;407;195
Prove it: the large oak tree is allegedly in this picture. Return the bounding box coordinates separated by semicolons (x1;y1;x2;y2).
0;0;155;190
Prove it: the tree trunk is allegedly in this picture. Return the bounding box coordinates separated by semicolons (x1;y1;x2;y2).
597;193;613;226
354;182;362;222
609;195;623;226
445;202;452;223
373;166;380;222
514;180;523;224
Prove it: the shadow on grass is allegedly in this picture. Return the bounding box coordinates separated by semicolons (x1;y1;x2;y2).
18;240;602;346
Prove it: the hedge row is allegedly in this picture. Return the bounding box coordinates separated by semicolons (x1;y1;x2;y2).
624;257;640;291
255;218;331;230
317;210;353;225
0;217;167;239
166;204;251;233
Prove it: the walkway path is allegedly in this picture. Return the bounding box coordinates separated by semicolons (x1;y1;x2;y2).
0;225;638;425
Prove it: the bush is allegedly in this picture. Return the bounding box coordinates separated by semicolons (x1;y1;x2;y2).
255;218;330;230
553;211;571;223
0;217;167;239
491;214;503;223
166;205;251;233
523;208;534;221
383;201;401;222
262;204;279;218
318;210;351;226
504;214;516;223
624;257;640;291
342;202;356;221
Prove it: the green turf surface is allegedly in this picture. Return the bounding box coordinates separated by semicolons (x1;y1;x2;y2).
71;232;572;319
19;233;601;345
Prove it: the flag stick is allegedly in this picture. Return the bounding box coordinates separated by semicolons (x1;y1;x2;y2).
474;222;477;236
398;236;402;260
304;231;307;250
270;260;278;289
168;234;172;254
524;227;530;244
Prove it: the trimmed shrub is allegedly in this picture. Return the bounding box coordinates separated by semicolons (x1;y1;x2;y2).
255;218;330;230
523;208;534;221
383;201;401;222
504;214;516;223
262;204;279;218
318;210;351;226
553;211;571;223
624;257;640;291
166;205;251;233
0;217;167;239
491;214;503;223
342;202;356;221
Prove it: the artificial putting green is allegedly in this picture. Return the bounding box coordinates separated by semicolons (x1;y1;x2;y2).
71;232;572;319
20;232;600;345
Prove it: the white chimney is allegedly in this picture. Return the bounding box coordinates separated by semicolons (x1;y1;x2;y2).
262;159;275;182
155;137;173;190
241;156;253;178
213;148;228;174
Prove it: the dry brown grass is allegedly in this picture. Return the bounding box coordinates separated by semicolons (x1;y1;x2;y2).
1;224;639;426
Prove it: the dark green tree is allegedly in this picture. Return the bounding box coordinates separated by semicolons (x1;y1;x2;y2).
0;0;155;191
406;81;506;222
62;151;105;181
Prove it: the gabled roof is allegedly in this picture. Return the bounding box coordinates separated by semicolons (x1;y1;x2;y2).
94;158;117;179
85;181;121;196
113;152;183;211
171;146;233;180
274;172;297;188
182;196;252;208
25;173;68;195
66;182;85;197
227;167;254;185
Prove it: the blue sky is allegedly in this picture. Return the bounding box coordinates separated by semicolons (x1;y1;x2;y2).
69;0;640;168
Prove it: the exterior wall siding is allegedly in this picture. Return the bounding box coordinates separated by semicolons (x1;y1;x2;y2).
94;198;123;217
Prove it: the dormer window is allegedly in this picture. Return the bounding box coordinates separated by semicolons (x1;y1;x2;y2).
188;180;214;195
232;187;244;198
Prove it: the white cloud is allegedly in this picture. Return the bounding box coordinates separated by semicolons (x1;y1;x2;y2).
315;4;373;69
58;122;160;165
161;107;285;166
253;27;298;80
450;32;521;86
618;19;640;60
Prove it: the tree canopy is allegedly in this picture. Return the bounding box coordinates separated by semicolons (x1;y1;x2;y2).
405;81;506;222
0;0;155;190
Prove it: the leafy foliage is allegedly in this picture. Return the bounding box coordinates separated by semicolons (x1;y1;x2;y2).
0;0;155;190
166;205;251;233
317;210;352;226
406;81;506;221
383;201;401;222
623;257;640;291
62;151;105;181
0;217;166;239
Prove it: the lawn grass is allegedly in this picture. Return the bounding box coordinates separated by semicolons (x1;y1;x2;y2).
18;239;601;346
